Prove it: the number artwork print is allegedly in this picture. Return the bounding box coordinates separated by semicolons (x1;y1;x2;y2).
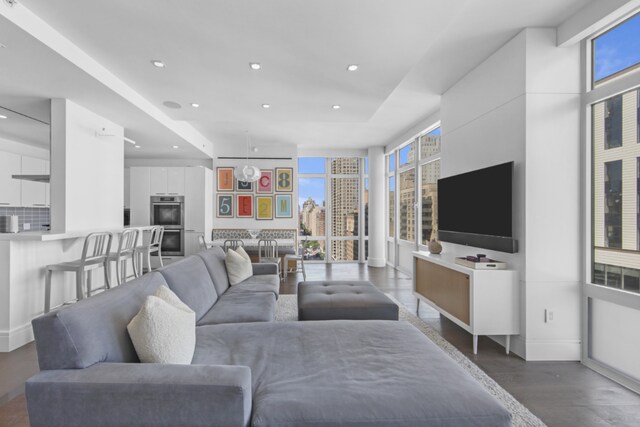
217;195;233;217
256;196;273;220
275;168;293;192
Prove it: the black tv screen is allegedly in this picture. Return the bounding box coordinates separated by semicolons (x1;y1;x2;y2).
438;162;514;248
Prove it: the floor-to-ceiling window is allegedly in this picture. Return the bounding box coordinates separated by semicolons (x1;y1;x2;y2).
385;125;441;271
585;11;640;392
298;157;367;263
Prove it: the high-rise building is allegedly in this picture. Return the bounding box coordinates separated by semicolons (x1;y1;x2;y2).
330;158;360;260
592;90;640;292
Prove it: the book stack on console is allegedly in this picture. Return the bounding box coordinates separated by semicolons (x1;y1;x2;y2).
454;255;507;270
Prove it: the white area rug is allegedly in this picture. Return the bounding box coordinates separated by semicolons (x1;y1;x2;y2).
275;294;546;427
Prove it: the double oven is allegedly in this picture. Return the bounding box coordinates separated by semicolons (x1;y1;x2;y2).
150;196;184;256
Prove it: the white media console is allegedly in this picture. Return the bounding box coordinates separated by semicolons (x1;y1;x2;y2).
412;251;519;354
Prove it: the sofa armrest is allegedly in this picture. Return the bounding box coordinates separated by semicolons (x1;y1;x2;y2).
26;363;252;427
252;262;278;275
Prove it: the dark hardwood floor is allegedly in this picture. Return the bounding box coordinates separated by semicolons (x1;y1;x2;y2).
1;263;639;427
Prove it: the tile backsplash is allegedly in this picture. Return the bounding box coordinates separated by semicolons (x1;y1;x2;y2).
0;207;50;232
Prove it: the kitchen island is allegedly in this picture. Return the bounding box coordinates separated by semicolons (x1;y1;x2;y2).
0;227;153;351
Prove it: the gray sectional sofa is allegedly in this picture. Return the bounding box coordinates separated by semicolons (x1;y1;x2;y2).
26;247;511;427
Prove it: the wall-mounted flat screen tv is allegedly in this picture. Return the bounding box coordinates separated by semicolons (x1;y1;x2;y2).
437;161;518;253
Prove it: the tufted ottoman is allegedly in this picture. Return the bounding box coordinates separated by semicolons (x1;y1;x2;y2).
297;281;399;321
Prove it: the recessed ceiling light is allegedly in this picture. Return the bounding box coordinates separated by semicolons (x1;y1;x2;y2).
347;64;359;71
190;103;200;108
262;104;270;109
332;105;341;110
163;101;182;109
249;62;261;70
151;60;165;68
134;145;141;149
0;114;7;119
172;145;179;149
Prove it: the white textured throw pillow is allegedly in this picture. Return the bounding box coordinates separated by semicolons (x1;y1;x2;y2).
225;248;253;285
127;285;196;364
236;245;252;263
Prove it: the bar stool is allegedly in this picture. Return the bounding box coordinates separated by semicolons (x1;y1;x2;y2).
258;239;280;277
284;242;306;281
105;228;140;286
223;239;244;252
135;226;164;275
44;232;113;313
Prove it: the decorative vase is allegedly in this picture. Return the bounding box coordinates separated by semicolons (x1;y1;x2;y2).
428;239;442;254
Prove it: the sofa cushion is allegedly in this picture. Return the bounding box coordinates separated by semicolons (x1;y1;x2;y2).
225;248;253;285
158;255;218;322
192;321;511;427
196;293;276;326
31;272;167;370
224;274;280;299
196;247;231;296
127;286;196;364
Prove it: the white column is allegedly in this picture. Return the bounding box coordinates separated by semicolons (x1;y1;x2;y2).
367;147;386;267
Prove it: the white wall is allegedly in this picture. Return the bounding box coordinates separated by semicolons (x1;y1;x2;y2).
212;143;298;230
51;99;124;232
440;28;581;360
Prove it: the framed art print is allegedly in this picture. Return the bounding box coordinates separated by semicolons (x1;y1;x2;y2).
217;194;234;218
236;195;253;217
236;179;253;192
256;170;273;194
255;196;273;220
217;167;234;191
275;167;293;192
275;194;292;218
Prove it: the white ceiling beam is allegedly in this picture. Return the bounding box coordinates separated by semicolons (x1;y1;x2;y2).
0;2;214;158
557;0;640;46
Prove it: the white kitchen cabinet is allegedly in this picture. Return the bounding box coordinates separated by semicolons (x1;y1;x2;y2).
123;167;130;208
21;156;47;207
185;167;205;232
149;167;168;195
130;167;151;226
0;152;22;207
167;167;185;195
149;167;185;195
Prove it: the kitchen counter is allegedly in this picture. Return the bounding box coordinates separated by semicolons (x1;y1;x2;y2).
0;225;155;351
0;225;155;241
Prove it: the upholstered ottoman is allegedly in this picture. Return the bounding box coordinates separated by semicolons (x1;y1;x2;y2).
298;281;399;321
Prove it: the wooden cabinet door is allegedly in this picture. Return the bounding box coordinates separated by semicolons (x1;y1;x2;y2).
415;258;470;325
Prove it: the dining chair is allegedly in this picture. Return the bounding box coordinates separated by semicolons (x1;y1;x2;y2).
223;239;244;252
44;232;113;313
258;239;280;277
284;240;306;281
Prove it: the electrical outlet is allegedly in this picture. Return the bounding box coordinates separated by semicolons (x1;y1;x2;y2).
23;223;30;231
545;309;555;323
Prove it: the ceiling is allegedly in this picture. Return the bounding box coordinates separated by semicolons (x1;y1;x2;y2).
3;0;595;157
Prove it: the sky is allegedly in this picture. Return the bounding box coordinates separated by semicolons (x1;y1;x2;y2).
594;13;640;81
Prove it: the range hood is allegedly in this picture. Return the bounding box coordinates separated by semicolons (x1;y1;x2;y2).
12;175;50;183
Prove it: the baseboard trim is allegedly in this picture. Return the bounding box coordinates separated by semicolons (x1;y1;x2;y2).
367;257;386;268
524;339;581;361
0;323;34;352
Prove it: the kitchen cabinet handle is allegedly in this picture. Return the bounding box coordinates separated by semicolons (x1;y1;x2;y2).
0;202;10;205
33;204;46;206
185;229;196;232
169;193;179;195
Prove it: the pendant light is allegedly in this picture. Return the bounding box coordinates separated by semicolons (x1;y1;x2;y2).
235;132;260;183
